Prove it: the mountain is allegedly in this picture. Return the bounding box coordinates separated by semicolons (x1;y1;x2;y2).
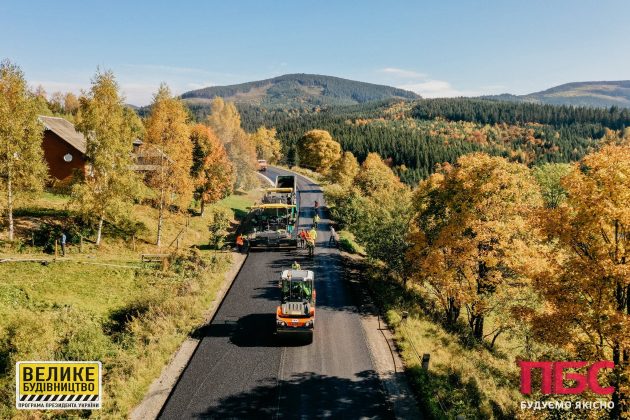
485;81;630;108
180;73;421;109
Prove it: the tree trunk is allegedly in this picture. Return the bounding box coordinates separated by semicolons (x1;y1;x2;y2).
612;344;621;420
157;187;165;247
200;199;205;217
490;329;503;348
95;215;104;246
7;173;13;242
472;315;484;340
446;297;460;326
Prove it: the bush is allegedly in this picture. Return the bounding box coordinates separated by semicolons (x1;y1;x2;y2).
207;206;233;249
33;220;92;253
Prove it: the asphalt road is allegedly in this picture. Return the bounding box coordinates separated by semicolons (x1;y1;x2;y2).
158;167;392;419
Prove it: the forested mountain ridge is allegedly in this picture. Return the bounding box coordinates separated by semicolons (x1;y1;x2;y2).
485;80;630;108
232;98;630;184
180;73;421;109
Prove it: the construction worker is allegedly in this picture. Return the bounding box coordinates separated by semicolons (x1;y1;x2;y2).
306;226;317;257
299;229;308;248
236;234;245;253
329;225;337;247
292;261;301;270
313;213;321;228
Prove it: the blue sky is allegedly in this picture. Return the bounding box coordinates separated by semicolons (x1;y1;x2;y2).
1;0;629;106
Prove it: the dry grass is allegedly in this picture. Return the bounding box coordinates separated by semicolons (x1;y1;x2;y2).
387;312;521;418
362;267;523;419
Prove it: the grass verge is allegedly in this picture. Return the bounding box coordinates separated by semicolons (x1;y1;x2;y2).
337;230;365;255
0;249;231;419
354;260;522;419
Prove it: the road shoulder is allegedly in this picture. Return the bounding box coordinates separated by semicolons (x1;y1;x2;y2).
130;252;248;420
342;251;423;420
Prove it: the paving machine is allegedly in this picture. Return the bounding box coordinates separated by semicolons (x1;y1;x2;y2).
247;175;299;249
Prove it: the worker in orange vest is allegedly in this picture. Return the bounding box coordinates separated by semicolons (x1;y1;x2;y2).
236;234;245;253
299;229;308;248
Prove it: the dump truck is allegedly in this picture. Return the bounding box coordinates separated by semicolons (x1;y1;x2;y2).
276;269;315;339
247;175;299;249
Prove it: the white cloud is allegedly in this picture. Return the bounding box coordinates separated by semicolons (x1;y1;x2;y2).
377;67;505;98
380;67;427;79
186;81;216;90
399;80;480;98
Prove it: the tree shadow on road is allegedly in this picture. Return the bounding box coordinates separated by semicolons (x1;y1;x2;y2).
194;370;393;419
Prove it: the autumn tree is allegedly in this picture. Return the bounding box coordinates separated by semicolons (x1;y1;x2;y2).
64;92;80;115
144;84;193;247
250;126;282;163
534;144;630;416
325;151;412;277
532;163;572;208
48;91;65;114
71;69;141;246
326;151;359;187
407;154;543;340
600;127;630;147
0;60;48;241
207;97;257;189
296;129;341;173
354;152;405;202
190;124;234;216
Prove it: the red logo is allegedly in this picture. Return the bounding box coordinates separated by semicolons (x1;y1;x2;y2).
519;361;615;395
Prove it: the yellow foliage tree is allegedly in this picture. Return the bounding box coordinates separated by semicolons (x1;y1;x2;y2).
0;60;48;241
354;152;405;203
535;144;630;416
296;129;341;173
144;84;193;246
71;69;141;246
327;151;359;187
408;153;543;341
250;126;282;163
190;124;234;215
207;97;257;189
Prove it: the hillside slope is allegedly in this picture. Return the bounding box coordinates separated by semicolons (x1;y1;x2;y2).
180;73;420;109
485;80;630;108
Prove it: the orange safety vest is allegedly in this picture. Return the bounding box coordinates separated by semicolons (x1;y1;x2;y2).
236;235;244;246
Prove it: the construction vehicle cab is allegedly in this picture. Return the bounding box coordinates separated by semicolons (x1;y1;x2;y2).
276;269;315;339
246;175;299;249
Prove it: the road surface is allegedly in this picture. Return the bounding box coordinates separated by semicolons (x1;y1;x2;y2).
158;167;393;419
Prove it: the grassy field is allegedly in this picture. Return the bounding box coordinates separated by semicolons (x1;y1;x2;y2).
0;186;262;418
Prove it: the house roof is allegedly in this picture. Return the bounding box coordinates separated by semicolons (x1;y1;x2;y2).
38;116;86;154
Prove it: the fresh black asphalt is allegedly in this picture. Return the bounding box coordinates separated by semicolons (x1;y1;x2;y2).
158;167;393;419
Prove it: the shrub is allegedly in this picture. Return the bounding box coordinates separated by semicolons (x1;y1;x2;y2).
207;206;233;249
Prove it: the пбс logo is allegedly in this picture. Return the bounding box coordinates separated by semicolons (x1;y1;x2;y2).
519;361;614;395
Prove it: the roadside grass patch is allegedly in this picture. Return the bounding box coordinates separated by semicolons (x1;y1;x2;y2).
337;230;365;255
0;253;231;418
358;264;522;419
